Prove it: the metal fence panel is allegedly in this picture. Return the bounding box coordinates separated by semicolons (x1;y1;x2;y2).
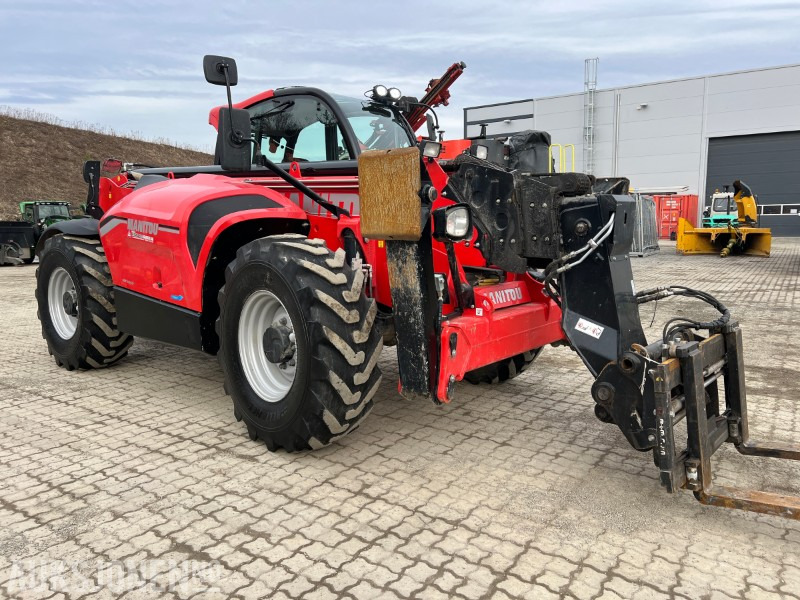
631;194;660;256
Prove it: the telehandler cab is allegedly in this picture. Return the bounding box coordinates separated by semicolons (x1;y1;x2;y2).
35;55;800;518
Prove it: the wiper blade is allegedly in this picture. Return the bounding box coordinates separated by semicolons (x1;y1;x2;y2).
253;100;295;119
360;103;392;118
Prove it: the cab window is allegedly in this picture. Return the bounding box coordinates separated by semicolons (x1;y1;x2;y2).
248;95;351;163
713;197;733;213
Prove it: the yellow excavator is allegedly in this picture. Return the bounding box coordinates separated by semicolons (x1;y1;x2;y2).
677;180;771;257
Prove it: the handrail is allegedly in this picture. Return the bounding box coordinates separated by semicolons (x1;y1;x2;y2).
548;144;561;173
548;143;575;173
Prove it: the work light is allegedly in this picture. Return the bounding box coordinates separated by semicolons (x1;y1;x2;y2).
420;141;442;158
433;204;473;241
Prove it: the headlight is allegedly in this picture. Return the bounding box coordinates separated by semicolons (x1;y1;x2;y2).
373;84;388;98
433;204;473;242
388;87;402;100
473;144;489;160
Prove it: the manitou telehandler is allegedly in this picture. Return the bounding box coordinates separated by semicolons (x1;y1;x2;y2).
35;56;800;518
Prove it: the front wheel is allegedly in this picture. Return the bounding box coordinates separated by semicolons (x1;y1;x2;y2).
217;234;383;451
35;235;133;370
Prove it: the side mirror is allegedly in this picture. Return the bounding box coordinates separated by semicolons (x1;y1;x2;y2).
703;209;710;217
83;160;100;184
216;107;252;171
426;114;436;141
203;55;238;86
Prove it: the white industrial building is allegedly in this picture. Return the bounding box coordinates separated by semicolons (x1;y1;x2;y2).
463;63;800;235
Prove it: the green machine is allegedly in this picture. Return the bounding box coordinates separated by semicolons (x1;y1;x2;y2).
702;189;740;228
19;201;72;227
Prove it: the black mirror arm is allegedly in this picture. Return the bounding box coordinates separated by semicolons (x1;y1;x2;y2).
220;62;243;145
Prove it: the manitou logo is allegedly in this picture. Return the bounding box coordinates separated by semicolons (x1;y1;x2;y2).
488;287;523;306
127;219;158;243
128;219;158;235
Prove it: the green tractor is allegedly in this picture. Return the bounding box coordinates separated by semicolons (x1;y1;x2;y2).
21;200;83;251
0;202;77;265
20;201;73;228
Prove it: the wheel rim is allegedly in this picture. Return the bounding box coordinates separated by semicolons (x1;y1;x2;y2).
48;267;78;339
238;290;298;402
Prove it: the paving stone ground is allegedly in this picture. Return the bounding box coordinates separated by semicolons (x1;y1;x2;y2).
1;239;800;599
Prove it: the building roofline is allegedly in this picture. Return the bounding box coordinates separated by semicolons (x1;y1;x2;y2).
462;98;534;110
465;62;800;110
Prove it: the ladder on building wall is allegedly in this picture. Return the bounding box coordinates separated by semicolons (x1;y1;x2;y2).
583;58;599;175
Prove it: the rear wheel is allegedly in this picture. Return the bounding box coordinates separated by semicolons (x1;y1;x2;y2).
36;235;133;370
464;349;542;385
217;234;383;451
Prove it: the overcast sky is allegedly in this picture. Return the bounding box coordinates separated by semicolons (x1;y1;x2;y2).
2;1;799;152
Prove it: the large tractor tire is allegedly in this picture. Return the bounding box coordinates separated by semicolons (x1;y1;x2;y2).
464;348;542;385
217;234;383;452
36;235;133;370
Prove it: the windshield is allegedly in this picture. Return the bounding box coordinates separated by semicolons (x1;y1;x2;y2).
334;95;414;152
712;196;733;213
36;205;69;219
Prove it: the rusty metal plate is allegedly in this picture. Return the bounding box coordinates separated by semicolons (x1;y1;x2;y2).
358;147;421;241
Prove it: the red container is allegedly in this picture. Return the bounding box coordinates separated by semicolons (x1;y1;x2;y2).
653;194;699;239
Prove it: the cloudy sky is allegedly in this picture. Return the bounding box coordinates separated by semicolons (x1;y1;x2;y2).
2;1;799;152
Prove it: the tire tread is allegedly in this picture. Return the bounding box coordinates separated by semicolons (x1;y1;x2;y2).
217;236;382;451
36;236;132;370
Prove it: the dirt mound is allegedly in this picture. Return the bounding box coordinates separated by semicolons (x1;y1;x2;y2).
0;113;212;220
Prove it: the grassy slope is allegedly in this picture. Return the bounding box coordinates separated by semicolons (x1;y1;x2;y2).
0;115;212;219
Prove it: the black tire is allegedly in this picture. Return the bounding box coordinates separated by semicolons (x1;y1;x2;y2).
217;234;383;451
35;235;133;370
464;348;542;385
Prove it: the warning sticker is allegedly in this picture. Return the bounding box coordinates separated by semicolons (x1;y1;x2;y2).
575;318;605;339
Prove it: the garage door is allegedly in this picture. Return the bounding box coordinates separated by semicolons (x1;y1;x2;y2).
705;131;800;236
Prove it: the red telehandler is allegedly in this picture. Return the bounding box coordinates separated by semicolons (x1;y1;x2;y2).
35;56;800;518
